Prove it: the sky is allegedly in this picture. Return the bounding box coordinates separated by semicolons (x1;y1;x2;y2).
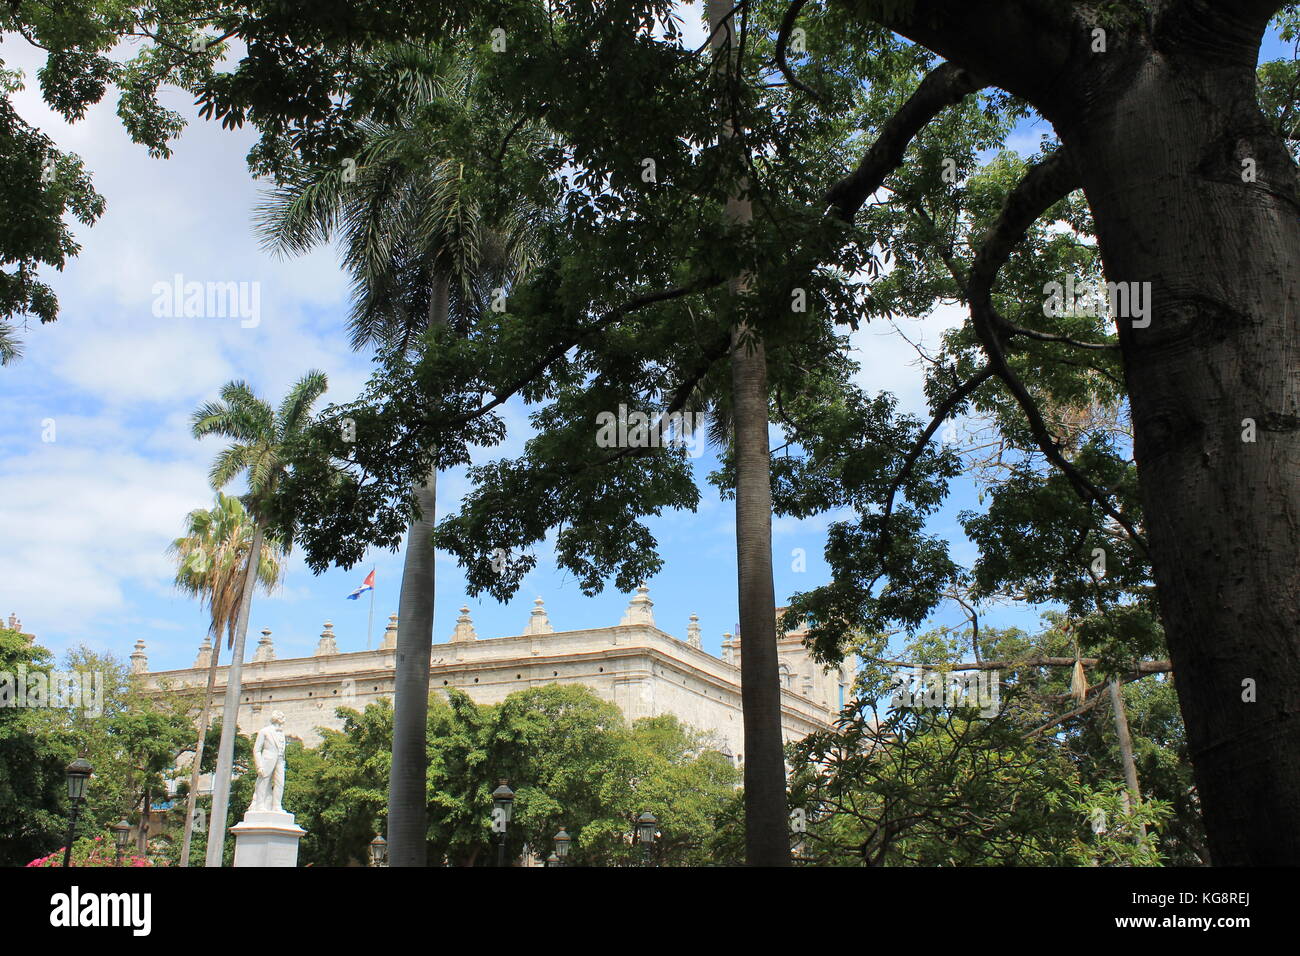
2;8;1289;674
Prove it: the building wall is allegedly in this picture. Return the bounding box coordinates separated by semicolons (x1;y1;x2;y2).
143;612;853;763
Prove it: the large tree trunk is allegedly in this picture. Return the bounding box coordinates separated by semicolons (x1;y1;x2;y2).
387;273;451;867
849;0;1299;866
1057;45;1300;865
204;523;263;867
179;637;222;867
706;0;790;866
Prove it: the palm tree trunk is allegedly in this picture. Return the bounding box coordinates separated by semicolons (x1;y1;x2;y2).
731;324;789;866
706;0;790;866
388;273;450;866
204;523;264;867
179;638;222;866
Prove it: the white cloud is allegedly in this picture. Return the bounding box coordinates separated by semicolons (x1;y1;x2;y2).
849;300;968;419
0;446;212;629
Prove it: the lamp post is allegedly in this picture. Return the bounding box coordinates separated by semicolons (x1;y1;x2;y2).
62;759;92;867
553;827;571;868
368;835;387;867
111;820;132;866
491;779;514;868
636;811;657;867
545;852;559;868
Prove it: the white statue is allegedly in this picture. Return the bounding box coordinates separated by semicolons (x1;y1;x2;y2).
250;711;287;813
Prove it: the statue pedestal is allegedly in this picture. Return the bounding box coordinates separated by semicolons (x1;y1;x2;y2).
230;810;306;867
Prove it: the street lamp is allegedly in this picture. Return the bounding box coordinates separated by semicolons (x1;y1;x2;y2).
111;820;131;866
368;835;387;867
546;852;559;868
553;827;571;867
636;811;657;867
491;779;515;867
63;759;92;867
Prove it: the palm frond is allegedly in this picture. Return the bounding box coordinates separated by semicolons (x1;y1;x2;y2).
0;322;24;366
276;369;330;435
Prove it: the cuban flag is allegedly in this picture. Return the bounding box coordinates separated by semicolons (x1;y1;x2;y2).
347;569;375;600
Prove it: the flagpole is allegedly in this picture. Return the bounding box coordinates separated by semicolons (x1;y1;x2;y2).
366;569;375;650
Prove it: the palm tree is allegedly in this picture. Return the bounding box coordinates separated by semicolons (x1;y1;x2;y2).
168;492;284;866
191;371;328;866
0;322;21;366
705;0;789;865
255;43;547;866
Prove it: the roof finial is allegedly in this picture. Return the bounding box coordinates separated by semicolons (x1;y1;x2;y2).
523;596;553;635
194;635;213;669
130;639;148;674
254;626;276;662
620;582;655;627
315;620;338;656
451;606;478;643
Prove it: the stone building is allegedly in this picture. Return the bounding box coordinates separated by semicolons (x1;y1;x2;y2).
141;585;854;764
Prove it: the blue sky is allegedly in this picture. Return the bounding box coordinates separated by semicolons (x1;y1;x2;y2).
2;9;1290;674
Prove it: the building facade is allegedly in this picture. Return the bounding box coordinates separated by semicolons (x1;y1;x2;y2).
140;585;854;763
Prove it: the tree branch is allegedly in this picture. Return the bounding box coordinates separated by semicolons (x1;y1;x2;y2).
445;276;725;430
867;654;1172;675
965;148;1149;554
841;0;1079;110
824;62;984;221
877;363;994;548
774;0;821;101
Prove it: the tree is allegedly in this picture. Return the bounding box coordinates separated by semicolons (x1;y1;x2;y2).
788;622;1174;865
0;626;68;865
158;0;1298;861
51;647;192;853
704;0;789;866
255;42;549;867
13;643;193;863
427;685;742;866
259;6;870;867
798;0;1300;866
191;371;328;866
0;0;251;346
281;686;741;866
168;492;285;865
288;706;391;867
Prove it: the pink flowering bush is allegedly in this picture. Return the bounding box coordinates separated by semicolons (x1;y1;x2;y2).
26;835;154;867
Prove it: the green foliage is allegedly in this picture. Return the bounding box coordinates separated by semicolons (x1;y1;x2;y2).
170;493;285;649
283;684;740;866
1;634;193;865
287;703;392;867
790;620;1197;865
790;691;1089;865
0;627;68;865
